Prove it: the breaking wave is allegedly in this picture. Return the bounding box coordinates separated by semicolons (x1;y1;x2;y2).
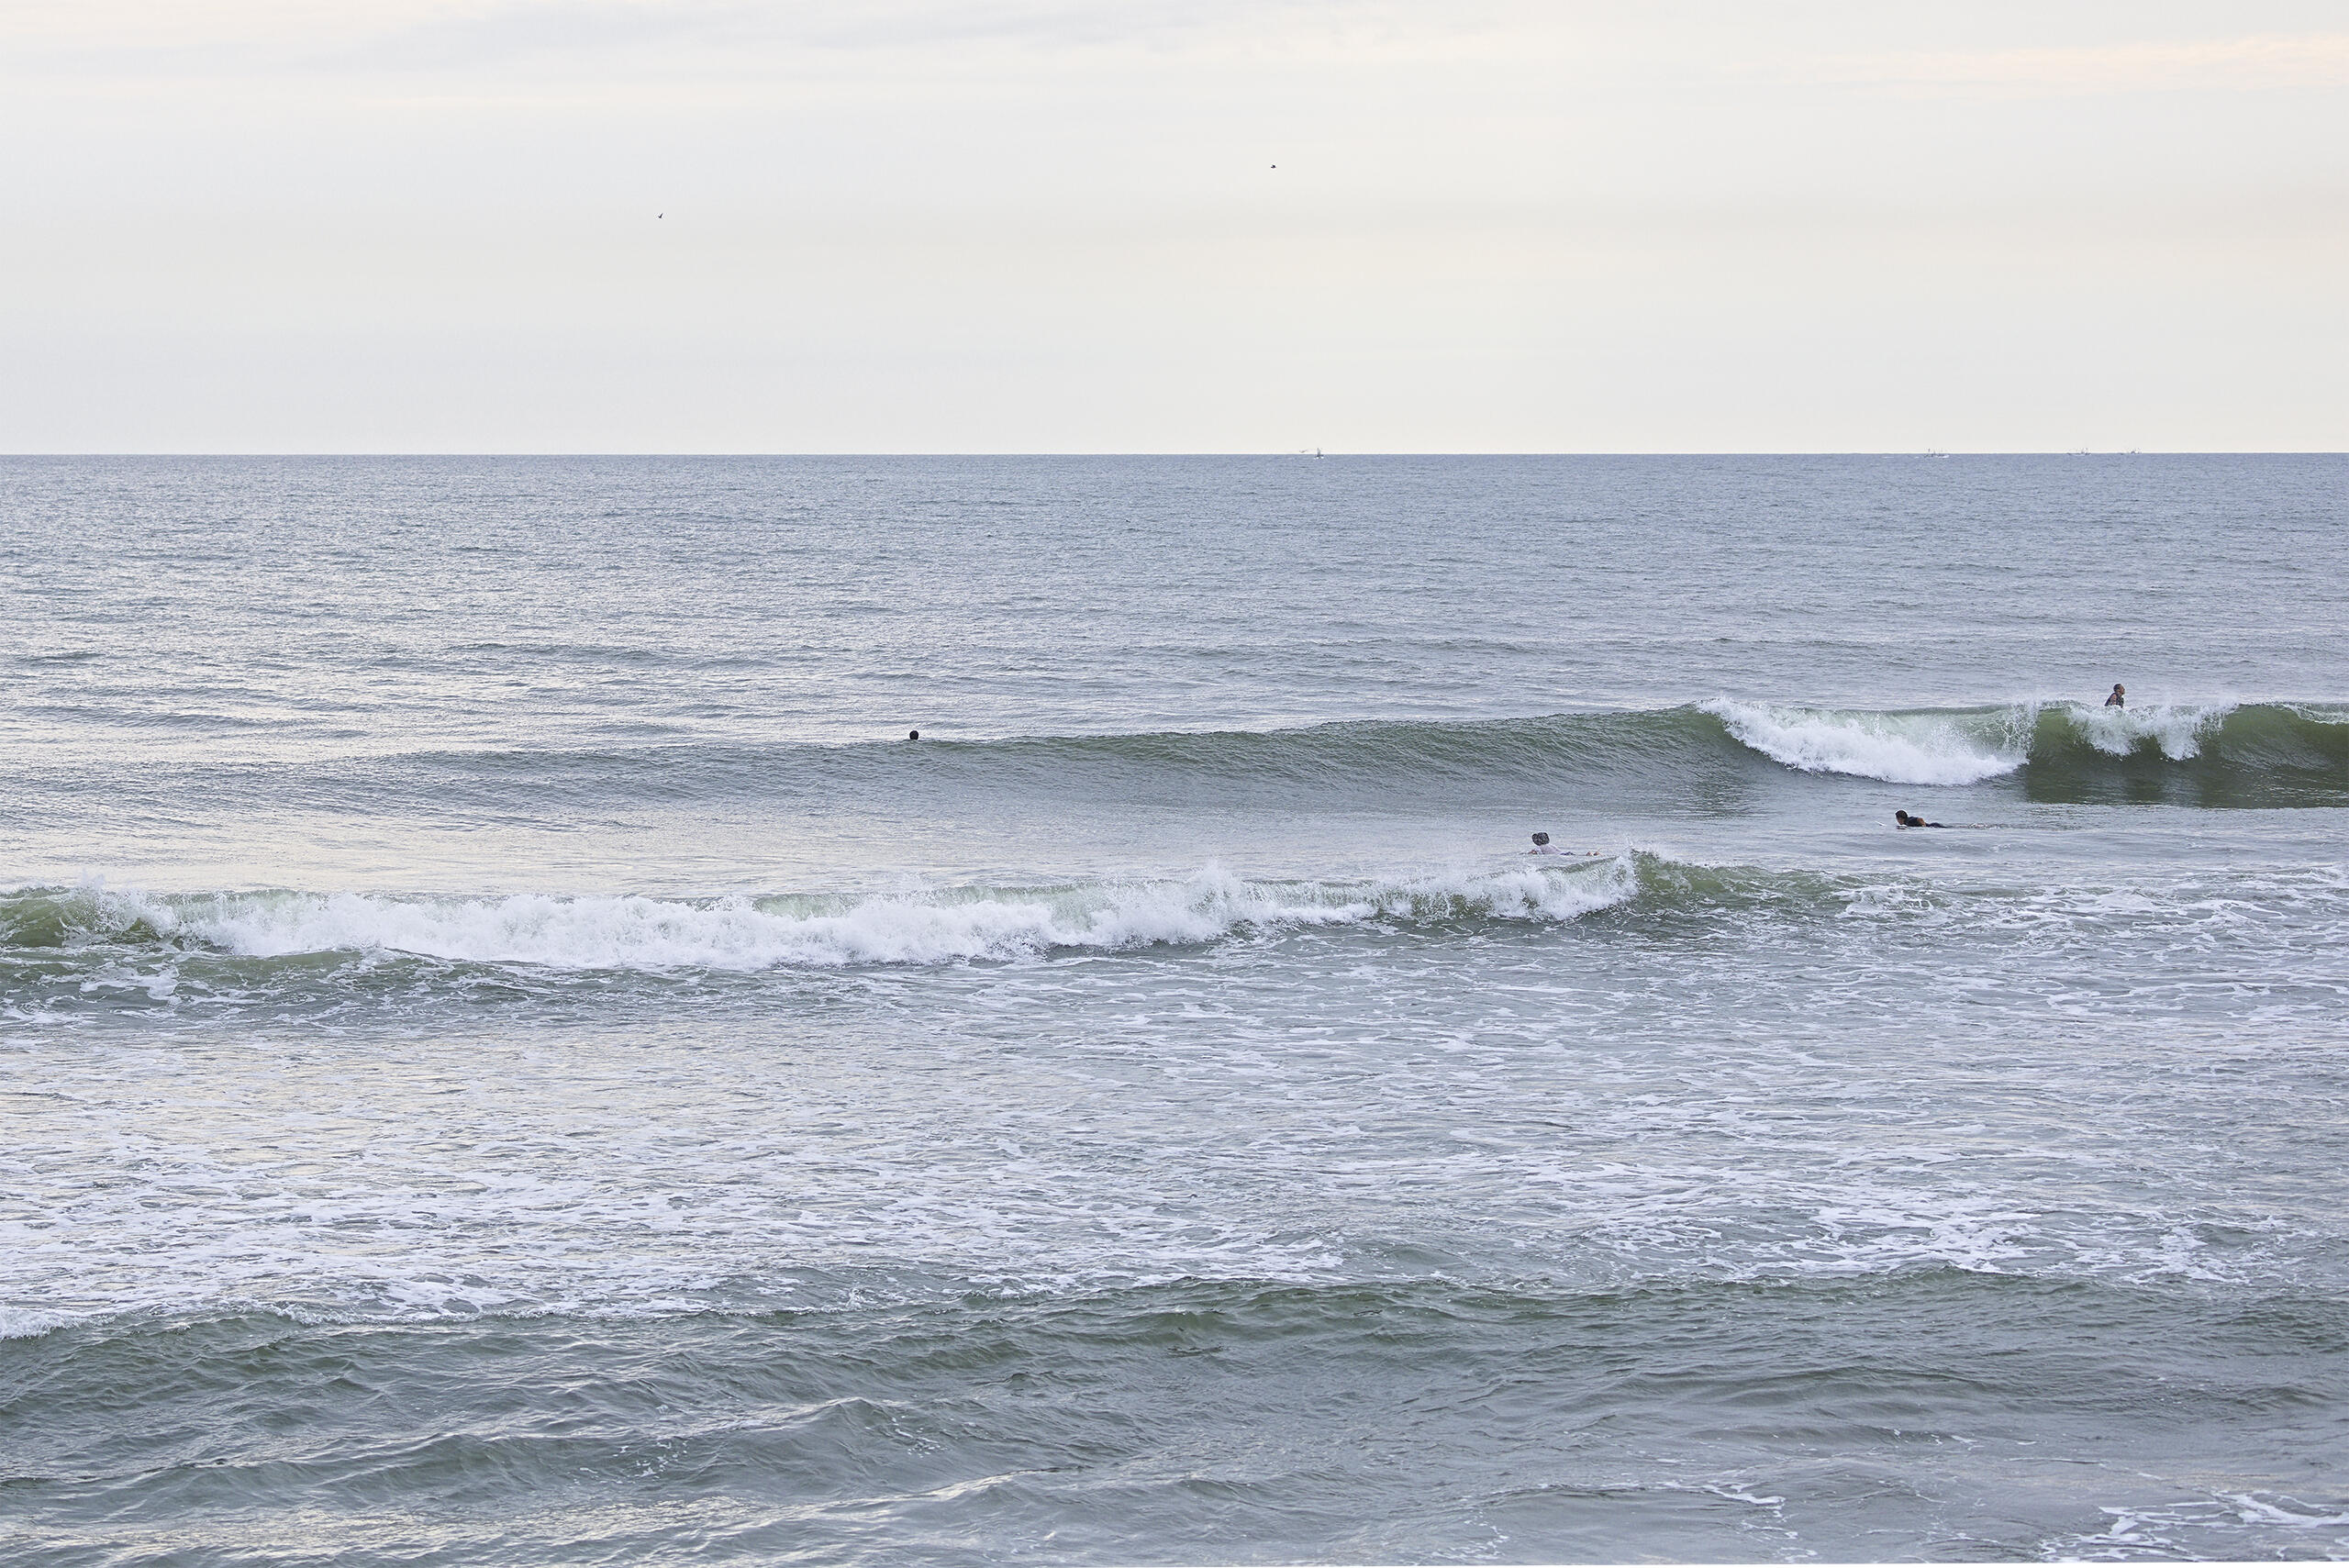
0;861;1642;973
61;701;2343;814
1700;700;2030;786
1705;698;2347;800
407;701;2349;805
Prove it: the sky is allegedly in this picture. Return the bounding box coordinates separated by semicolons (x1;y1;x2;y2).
3;0;2344;452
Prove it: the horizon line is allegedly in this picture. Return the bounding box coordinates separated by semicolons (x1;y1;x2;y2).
3;449;2343;460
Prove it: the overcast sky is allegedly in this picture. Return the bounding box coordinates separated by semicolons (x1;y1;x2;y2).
4;1;2343;451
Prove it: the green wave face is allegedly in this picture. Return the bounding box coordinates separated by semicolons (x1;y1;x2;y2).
2016;704;2349;806
899;701;2349;806
839;701;2349;806
26;703;2342;824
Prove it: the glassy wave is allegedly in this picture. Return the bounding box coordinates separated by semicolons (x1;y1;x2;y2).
384;699;2347;800
28;701;2341;817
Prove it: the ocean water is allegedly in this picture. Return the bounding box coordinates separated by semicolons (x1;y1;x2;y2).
2;453;2345;1565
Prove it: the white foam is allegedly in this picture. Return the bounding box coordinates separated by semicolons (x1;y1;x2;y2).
1703;700;2025;785
93;860;1640;973
2064;1490;2349;1558
0;1306;69;1340
2065;700;2232;760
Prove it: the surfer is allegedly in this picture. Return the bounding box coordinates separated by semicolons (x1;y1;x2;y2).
1895;810;1947;828
1529;832;1600;856
2105;684;2125;708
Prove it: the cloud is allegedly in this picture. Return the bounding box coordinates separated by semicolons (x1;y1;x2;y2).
3;0;1542;81
1816;32;2349;96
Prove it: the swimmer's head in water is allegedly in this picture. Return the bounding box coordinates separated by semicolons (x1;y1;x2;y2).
1896;810;1917;826
1531;832;1550;847
907;728;920;740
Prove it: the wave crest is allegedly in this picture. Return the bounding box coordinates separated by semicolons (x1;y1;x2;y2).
10;862;1640;973
50;701;2340;815
1701;698;2344;800
1702;700;2028;785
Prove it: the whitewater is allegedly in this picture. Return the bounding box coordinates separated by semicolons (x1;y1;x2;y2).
3;453;2346;1566
13;859;1642;972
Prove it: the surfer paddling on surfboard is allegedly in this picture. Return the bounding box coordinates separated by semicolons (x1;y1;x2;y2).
1895;810;1948;828
1530;832;1601;856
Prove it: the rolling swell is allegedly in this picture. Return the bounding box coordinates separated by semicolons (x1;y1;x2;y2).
323;709;1738;809
35;702;2337;817
954;699;2348;807
347;701;2349;810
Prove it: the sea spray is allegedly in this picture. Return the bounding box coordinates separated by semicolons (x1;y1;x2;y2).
2063;701;2231;760
1699;699;2031;785
1698;699;2345;802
